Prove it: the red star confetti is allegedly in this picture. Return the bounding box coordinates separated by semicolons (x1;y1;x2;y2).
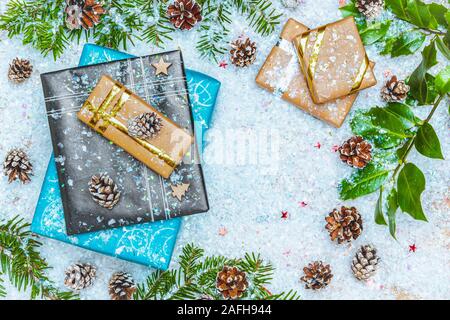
314;142;321;149
298;201;307;208
218;227;228;236
339;0;347;6
409;244;417;253
281;211;288;219
331;145;339;152
219;60;228;68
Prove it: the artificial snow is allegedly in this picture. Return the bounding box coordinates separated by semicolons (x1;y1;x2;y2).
0;0;449;300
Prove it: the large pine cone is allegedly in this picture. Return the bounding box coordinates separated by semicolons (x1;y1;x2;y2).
301;261;333;290
351;244;380;281
8;58;33;84
339;136;372;169
325;206;363;244
355;0;384;19
216;266;249;299
127;112;163;140
64;263;96;290
88;173;121;209
230;38;257;68
167;0;202;30
109;272;137;300
65;0;105;30
3;148;33;184
381;75;410;102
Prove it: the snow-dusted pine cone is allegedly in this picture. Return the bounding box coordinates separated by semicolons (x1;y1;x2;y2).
64;263;96;290
351;244;380;281
356;0;384;19
8;58;33;84
216;266;249;299
380;75;410;102
65;0;106;30
167;0;202;30
88;173;121;209
301;261;333;290
109;272;137;300
230;38;257;68
325;206;363;244
3;148;33;184
339;136;372;169
127;112;163;140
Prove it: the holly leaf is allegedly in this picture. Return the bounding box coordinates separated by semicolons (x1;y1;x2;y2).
436;37;450;61
385;102;419;128
386;188;398;238
339;164;390;200
428;3;449;27
375;188;387;225
405;0;439;30
409;41;438;104
389;31;426;57
386;0;409;20
415;122;444;159
435;66;450;94
396;138;413;160
360;21;391;45
397;163;427;221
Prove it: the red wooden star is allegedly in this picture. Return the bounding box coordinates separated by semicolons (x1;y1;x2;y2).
314;142;321;149
409;244;417;252
281;211;288;219
219;60;228;68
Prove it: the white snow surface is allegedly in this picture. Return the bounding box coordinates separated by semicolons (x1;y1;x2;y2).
0;0;449;300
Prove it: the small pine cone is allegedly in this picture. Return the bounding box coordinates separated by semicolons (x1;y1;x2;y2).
127;112;163;140
301;261;333;290
3;148;33;184
216;266;249;300
88;173;121;209
230;38;257;68
381;76;410;102
355;0;384;19
325;206;363;244
167;0;202;30
109;272;137;300
351;244;380;281
64;263;96;290
8;58;33;84
339;136;372;169
65;0;105;30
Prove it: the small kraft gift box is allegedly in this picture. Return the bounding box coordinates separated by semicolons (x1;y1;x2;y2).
256;18;375;127
292;16;377;104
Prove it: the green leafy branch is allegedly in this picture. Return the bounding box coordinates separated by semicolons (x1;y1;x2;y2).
134;243;300;300
340;0;449;59
0;0;281;62
0;216;78;300
339;39;449;238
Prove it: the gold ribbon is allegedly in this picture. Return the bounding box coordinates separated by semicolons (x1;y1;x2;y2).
82;83;177;168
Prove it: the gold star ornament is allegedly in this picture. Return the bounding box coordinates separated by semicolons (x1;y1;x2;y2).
152;57;172;76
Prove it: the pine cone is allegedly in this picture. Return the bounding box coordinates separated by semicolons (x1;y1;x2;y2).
3;148;33;184
88;173;121;209
167;0;202;30
351;244;380;281
65;0;105;30
325;206;363;244
216;266;249;300
355;0;384;19
339;136;372;169
127;112;163;140
64;263;96;290
109;272;136;300
381;76;410;102
8;58;33;84
230;38;257;68
301;261;333;290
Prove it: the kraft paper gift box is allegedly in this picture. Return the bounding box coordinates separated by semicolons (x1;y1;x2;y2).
40;50;209;235
256;18;375;128
292;16;377;104
31;44;221;269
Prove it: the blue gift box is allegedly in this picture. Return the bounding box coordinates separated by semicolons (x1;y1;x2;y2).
31;44;220;270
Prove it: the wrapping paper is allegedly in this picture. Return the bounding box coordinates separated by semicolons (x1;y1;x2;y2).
292;17;377;104
256;18;374;128
41;50;209;235
31;44;221;269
